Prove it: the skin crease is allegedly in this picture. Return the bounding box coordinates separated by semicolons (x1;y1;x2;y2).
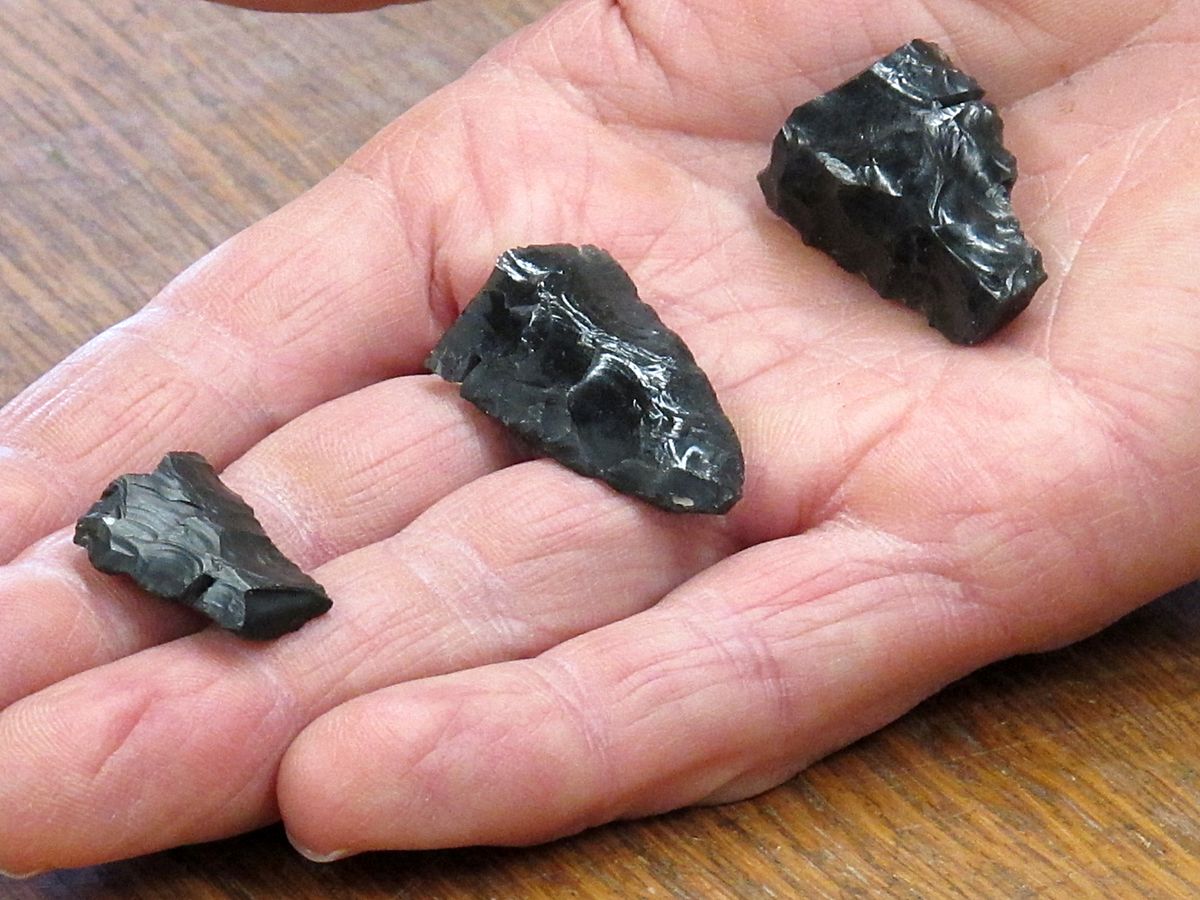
0;0;1198;874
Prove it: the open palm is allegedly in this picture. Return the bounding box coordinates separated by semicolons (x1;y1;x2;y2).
2;0;1197;874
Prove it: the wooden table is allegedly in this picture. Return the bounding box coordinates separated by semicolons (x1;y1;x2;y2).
2;2;1199;895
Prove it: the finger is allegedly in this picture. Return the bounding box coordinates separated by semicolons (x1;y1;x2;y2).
276;498;1184;857
276;523;996;853
0;463;737;873
227;376;516;566
0;76;488;565
0;376;516;707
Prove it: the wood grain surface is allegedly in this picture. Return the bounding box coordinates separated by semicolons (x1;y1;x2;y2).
2;1;1199;897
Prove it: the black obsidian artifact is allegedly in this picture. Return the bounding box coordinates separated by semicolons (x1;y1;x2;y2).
75;452;331;639
759;39;1046;344
428;244;744;514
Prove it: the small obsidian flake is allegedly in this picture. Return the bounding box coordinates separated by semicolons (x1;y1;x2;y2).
75;452;331;639
428;244;744;514
759;39;1046;344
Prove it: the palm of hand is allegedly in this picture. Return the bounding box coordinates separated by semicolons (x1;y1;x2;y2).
1;0;1196;873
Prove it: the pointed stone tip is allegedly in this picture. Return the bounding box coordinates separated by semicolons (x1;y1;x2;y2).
871;39;986;107
429;244;744;514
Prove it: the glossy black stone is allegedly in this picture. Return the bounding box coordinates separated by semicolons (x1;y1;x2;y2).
75;452;331;639
427;245;744;514
759;39;1046;344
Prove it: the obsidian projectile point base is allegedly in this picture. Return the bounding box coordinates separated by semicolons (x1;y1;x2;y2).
759;39;1046;345
427;244;745;514
75;452;331;639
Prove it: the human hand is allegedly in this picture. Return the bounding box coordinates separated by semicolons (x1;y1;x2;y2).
1;0;1197;874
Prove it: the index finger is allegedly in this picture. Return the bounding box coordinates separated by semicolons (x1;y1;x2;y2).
0;97;477;564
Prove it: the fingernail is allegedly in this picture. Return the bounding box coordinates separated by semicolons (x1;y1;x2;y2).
285;833;350;864
0;867;44;880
